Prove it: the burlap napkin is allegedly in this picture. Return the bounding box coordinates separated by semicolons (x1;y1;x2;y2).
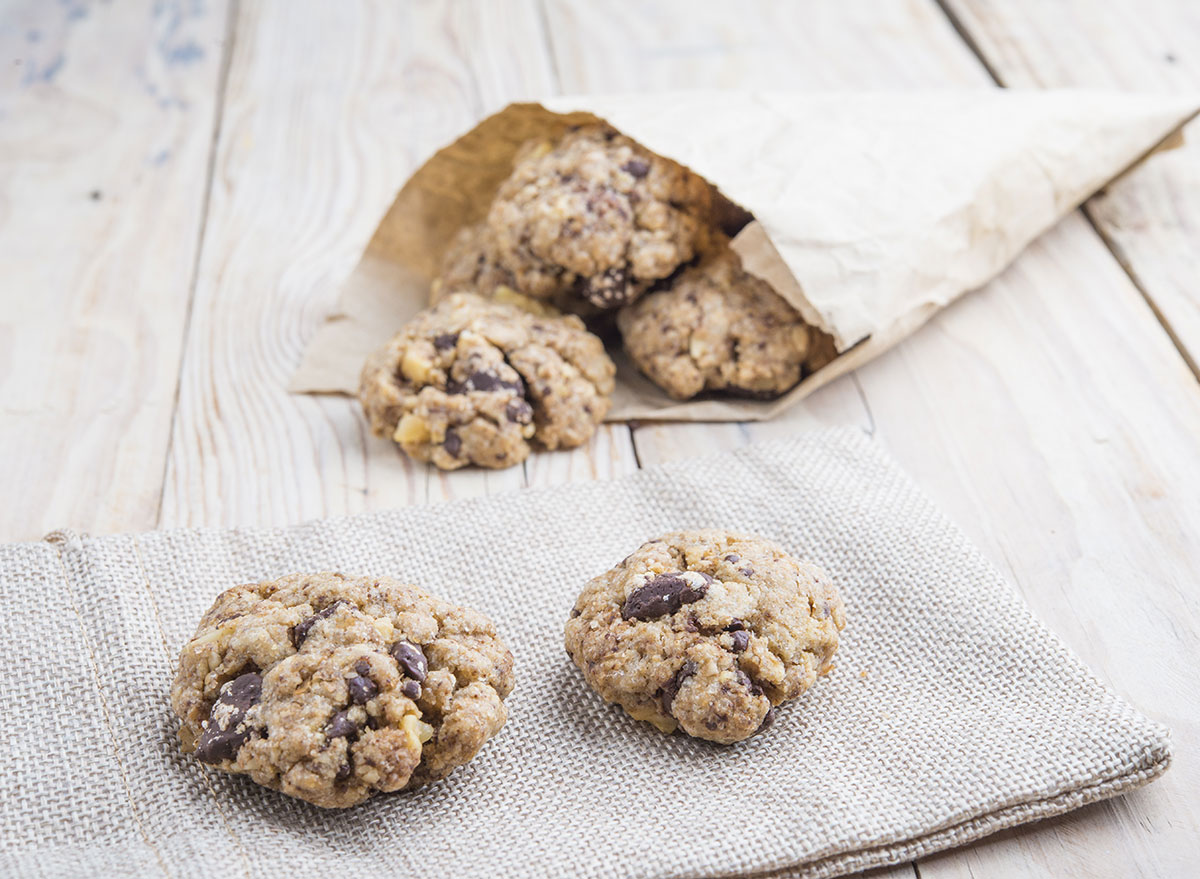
0;429;1168;879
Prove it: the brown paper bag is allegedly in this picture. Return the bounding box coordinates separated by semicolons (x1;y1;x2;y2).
290;90;1198;422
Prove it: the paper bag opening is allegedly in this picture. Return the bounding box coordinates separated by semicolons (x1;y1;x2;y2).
291;90;1199;423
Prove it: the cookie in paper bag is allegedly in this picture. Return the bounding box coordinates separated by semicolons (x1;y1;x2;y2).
434;125;714;313
617;245;835;400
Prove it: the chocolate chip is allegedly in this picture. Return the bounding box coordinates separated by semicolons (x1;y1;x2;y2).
724;553;740;563
739;565;754;577
658;661;697;715
621;158;650;178
401;679;422;700
738;671;764;697
354;659;371;675
621;571;711;620
569;607;581;618
290;600;347;648
730;630;750;653
335;761;353;782
447;370;524;395
578;267;632;308
325;710;358;740
725;619;746;632
505;398;533;424
347;675;377;704
390;641;428;682
753;706;776;737
443;428;462;457
195;672;262;764
432;332;458;350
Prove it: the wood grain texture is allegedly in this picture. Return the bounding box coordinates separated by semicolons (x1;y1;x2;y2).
158;0;581;528
542;1;1200;876
942;0;1200;378
0;0;230;541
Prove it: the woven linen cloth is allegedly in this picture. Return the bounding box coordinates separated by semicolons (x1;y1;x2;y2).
0;429;1169;879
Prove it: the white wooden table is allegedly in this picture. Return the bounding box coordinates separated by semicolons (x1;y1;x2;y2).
4;1;1199;875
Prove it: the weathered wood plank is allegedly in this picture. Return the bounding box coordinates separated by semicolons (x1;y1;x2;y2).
0;0;231;540
158;0;562;527
941;0;1200;378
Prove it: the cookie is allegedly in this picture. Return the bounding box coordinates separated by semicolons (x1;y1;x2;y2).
432;221;518;304
484;126;712;311
359;292;616;470
564;531;845;744
617;248;815;400
171;572;515;808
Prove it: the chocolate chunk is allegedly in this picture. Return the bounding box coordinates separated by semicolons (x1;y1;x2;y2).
390;641;428;682
290;600;347;648
724;553;740;563
401;679;422;700
195;672;262;764
753;706;776;737
739;565;754;577
578;267;632;308
335;761;353;782
569;607;581;618
725;619;746;631
432;332;458;350
505;398;533;424
443;428;462;457
325;710;358;740
447;370;524;395
621;157;650;178
730;630;750;653
347;675;377;704
354;659;371;676
621;571;711;620
659;661;697;715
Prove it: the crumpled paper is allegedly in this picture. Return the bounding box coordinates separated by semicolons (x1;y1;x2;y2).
290;90;1198;422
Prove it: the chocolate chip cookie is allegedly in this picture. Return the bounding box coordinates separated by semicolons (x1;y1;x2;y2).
564;531;845;744
359;292;616;470
432;221;518;304
483;126;713;311
171;572;515;808
617;248;817;400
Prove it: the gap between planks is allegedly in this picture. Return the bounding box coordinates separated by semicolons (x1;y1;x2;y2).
154;0;242;527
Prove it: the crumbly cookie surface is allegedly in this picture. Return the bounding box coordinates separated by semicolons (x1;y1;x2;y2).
432;221;518;304
564;531;845;744
171;572;515;808
359;292;615;470
483;126;712;311
617;249;814;400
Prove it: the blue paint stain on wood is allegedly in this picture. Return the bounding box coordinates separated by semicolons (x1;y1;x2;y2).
21;53;65;86
164;40;205;65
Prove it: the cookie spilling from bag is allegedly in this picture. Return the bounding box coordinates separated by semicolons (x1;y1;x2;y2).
171;572;515;808
360;292;615;470
564;530;845;743
358;124;836;469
